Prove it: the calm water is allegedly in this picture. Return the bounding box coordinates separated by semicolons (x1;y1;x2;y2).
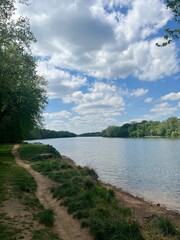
29;137;180;212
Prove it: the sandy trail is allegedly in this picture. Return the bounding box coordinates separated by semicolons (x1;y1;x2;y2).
12;144;93;240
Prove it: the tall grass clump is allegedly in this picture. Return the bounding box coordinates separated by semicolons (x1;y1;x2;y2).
158;217;177;236
37;209;54;227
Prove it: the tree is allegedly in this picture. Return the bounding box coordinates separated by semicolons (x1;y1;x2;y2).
0;0;47;143
156;0;180;47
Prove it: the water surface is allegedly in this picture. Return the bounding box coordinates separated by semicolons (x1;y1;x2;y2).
29;137;180;212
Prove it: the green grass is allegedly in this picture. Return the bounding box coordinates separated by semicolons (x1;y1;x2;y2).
32;229;59;240
37;209;54;227
19;143;61;160
0;144;60;239
0;144;14;202
20;143;144;240
158;217;178;236
0;222;21;240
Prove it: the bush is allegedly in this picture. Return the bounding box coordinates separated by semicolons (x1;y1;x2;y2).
37;209;54;227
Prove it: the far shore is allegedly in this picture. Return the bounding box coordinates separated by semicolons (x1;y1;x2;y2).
62;155;180;228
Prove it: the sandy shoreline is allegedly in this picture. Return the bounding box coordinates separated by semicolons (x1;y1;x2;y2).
103;182;180;227
62;155;180;228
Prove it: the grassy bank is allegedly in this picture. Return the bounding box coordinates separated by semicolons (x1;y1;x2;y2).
0;144;59;240
20;143;180;240
1;143;178;239
20;143;143;240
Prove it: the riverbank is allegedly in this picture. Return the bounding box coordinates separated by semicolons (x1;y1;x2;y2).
1;143;179;239
62;154;180;226
102;182;180;227
60;151;180;239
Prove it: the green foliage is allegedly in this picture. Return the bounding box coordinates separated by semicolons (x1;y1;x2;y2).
27;128;77;140
78;132;102;137
37;209;54;227
0;0;47;143
156;0;180;47
158;217;178;236
102;117;180;138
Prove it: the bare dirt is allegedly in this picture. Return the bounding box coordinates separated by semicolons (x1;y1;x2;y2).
12;145;93;240
104;182;180;228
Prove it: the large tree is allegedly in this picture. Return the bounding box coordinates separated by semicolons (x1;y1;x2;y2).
0;0;47;143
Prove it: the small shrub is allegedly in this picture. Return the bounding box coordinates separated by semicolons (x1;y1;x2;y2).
81;167;98;180
52;183;80;199
74;210;90;219
84;179;95;189
37;209;54;227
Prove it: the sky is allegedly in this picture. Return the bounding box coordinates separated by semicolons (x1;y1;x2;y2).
18;0;180;134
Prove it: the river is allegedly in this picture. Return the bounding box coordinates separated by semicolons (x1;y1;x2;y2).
29;137;180;212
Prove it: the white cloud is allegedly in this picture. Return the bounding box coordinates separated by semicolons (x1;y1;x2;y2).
144;97;153;103
129;88;148;97
150;102;178;116
43;111;71;119
160;92;180;101
18;0;179;81
43;81;126;133
72;82;125;116
134;39;179;80
37;61;86;99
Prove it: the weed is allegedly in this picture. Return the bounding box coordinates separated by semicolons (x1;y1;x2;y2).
23;196;42;209
158;217;177;236
37;209;54;227
32;229;59;240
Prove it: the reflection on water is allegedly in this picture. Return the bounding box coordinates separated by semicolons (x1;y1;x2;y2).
29;137;180;212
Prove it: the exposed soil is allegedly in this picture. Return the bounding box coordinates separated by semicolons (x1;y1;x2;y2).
12;145;93;240
104;182;180;228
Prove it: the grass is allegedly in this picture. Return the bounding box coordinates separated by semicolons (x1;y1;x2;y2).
0;222;21;240
19;143;61;160
158;217;178;236
32;229;59;240
20;143;144;240
37;209;54;227
0;144;60;239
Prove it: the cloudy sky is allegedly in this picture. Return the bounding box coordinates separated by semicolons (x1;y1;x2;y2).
18;0;180;134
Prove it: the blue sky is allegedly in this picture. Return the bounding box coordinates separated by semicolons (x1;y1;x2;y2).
18;0;180;134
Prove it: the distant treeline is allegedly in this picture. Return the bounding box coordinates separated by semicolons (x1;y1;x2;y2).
27;117;180;140
27;128;77;140
78;132;102;137
102;117;180;138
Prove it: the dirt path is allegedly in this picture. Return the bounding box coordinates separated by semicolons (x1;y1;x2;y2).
12;145;93;240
